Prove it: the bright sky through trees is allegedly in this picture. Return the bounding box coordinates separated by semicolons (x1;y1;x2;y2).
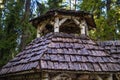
0;0;4;8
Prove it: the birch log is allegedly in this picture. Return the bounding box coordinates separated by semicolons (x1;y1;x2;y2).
54;17;59;32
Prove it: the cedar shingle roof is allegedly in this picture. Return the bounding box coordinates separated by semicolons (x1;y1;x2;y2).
30;9;96;29
0;33;120;75
97;41;120;63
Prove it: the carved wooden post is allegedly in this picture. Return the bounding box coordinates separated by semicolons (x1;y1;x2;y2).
42;72;49;80
80;20;88;35
54;17;59;32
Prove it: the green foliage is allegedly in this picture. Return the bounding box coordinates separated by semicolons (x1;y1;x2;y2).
79;0;120;40
0;0;36;67
47;0;63;9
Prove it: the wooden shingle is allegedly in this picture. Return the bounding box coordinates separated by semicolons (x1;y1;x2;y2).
97;41;120;63
0;33;120;76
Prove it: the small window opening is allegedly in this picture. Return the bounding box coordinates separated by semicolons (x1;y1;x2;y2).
60;19;80;34
42;24;54;35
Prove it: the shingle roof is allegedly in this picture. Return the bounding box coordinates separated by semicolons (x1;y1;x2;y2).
30;9;96;29
97;41;120;63
0;33;120;75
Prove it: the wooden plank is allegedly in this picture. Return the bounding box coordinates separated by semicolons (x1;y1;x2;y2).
93;63;102;71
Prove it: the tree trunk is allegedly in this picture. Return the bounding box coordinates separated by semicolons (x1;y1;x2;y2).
20;0;31;50
106;0;111;19
106;0;111;13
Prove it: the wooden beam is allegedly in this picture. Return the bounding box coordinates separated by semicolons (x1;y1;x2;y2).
59;18;68;26
56;15;80;20
73;18;80;25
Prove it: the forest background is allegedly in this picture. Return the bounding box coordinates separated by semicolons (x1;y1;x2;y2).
0;0;120;68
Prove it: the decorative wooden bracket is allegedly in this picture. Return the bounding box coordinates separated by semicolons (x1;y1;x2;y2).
59;18;68;27
73;18;80;25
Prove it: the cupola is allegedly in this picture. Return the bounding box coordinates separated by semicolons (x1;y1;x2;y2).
30;9;96;37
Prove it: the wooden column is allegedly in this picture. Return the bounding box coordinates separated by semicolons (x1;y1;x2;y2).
80;20;88;35
37;26;41;38
54;17;59;32
37;23;46;37
42;72;49;80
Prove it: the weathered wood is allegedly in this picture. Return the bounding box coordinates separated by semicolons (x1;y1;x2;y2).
0;32;120;75
52;73;72;80
85;22;88;35
59;18;68;26
80;20;88;35
105;74;113;80
73;18;80;25
37;26;41;37
116;74;120;80
80;20;85;35
57;15;81;21
54;17;59;32
50;20;54;25
30;9;96;29
77;74;89;80
97;41;120;64
37;23;46;37
96;75;103;80
42;72;49;80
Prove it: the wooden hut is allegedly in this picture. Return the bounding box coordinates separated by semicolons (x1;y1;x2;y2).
0;9;120;80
